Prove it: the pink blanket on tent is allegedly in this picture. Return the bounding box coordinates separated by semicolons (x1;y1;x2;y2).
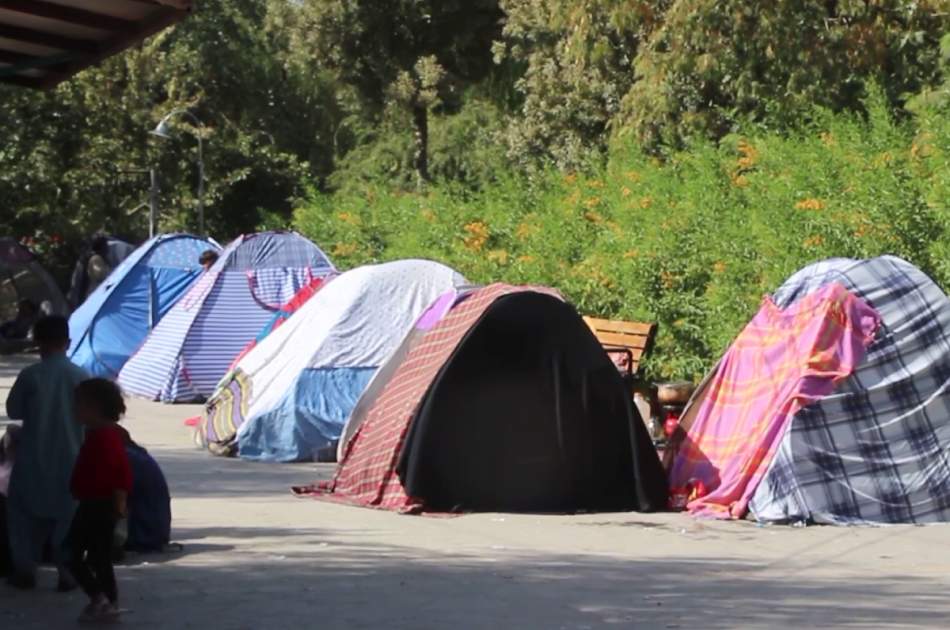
669;283;880;518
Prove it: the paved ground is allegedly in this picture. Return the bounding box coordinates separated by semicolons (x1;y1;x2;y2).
2;354;950;629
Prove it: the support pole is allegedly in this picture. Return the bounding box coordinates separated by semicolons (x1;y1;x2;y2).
149;168;159;239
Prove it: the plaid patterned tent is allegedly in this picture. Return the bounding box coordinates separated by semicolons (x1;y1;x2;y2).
749;256;950;524
300;283;668;513
676;256;950;524
669;283;880;518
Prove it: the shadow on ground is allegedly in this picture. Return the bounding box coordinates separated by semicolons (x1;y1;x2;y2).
150;448;335;499
2;534;945;629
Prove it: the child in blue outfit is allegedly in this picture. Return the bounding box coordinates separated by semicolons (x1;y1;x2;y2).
5;315;88;590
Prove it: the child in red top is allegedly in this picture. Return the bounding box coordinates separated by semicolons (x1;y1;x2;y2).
68;378;132;624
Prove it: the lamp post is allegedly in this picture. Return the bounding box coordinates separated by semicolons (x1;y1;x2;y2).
150;109;206;236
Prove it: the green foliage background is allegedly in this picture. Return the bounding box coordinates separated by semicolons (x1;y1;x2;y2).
296;94;950;380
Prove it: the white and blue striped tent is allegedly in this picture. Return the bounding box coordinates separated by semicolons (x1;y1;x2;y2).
201;259;467;462
118;231;334;403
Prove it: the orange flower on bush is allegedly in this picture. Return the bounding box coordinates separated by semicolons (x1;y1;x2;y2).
911;136;933;160
420;208;436;223
621;186;632;197
639;196;653;209
736;139;758;170
713;261;726;274
625;170;641;182
803;235;825;248
731;173;749;188
583;196;601;209
463;221;489;251
585;268;615;288
515;220;538;240
588;179;604;189
332;242;358;257
517;255;535;263
487;249;509;264
795;198;825;211
337;211;360;225
584;210;604;224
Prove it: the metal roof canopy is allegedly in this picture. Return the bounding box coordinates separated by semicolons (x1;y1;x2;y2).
0;0;191;89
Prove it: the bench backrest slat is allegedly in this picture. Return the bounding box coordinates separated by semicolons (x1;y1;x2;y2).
583;316;656;375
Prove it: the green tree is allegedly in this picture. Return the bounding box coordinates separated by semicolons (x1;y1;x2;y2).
622;0;949;149
0;0;343;263
290;0;504;187
496;0;669;169
909;32;950;113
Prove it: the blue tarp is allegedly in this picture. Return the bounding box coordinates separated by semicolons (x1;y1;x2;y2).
68;234;219;377
237;367;375;462
125;442;171;552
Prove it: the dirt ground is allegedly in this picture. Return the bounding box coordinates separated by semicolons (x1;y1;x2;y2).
2;354;950;629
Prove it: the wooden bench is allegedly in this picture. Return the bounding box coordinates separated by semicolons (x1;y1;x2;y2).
582;316;656;379
584;316;659;435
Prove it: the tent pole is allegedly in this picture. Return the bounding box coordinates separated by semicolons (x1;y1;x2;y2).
149;168;159;239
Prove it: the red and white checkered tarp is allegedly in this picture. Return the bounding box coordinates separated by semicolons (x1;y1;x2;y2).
297;283;561;512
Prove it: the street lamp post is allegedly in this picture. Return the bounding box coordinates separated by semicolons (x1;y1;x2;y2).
150;109;206;236
149;168;159;239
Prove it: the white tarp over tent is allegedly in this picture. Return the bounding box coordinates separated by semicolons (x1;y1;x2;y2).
201;259;467;462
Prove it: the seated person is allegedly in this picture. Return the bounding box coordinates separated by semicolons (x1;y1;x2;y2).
117;426;171;553
0;426;20;576
199;250;219;271
85;237;113;297
0;300;38;341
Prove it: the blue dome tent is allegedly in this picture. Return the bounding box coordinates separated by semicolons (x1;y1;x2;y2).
68;234;220;377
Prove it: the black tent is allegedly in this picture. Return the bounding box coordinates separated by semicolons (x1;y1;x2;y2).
330;286;668;514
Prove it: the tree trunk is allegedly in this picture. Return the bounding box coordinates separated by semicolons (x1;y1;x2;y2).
412;104;430;188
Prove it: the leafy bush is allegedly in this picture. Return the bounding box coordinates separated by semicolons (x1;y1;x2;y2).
296;99;949;381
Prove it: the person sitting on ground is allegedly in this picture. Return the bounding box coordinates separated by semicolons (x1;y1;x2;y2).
5;315;88;591
114;425;171;555
84;236;113;297
199;249;219;271
0;300;38;341
0;426;20;577
68;378;132;624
